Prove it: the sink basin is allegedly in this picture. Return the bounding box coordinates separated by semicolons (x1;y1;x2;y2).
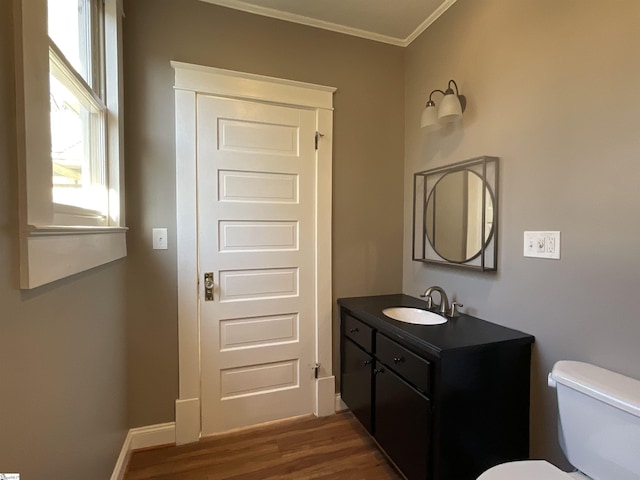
382;307;447;325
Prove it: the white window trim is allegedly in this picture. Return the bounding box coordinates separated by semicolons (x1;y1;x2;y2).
14;0;126;289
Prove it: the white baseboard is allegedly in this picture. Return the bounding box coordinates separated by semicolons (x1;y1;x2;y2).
335;393;348;412
110;430;132;480
110;422;176;480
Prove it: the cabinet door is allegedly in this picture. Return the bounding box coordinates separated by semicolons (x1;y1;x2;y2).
341;338;373;432
375;363;430;480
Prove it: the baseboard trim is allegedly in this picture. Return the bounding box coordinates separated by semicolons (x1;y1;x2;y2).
335;393;348;412
110;430;132;480
110;422;176;480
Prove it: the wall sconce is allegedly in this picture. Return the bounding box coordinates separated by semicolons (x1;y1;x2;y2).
420;79;467;130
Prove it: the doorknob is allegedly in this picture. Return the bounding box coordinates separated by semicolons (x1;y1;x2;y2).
204;272;214;301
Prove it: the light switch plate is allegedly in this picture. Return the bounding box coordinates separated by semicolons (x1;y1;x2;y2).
524;231;560;259
153;228;168;250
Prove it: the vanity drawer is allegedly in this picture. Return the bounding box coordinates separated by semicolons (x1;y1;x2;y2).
376;333;431;394
344;314;373;352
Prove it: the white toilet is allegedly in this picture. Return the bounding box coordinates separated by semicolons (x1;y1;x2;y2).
478;360;640;480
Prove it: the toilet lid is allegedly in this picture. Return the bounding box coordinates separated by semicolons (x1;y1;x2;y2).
477;460;571;480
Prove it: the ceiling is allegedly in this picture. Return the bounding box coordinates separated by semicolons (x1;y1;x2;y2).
199;0;457;47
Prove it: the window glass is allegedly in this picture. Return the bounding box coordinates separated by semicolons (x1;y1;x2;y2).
47;0;92;84
49;71;107;215
48;0;107;221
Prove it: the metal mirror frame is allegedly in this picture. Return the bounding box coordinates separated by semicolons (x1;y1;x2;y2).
412;156;499;271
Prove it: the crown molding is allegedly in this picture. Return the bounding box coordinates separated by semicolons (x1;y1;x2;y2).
404;0;457;45
199;0;456;47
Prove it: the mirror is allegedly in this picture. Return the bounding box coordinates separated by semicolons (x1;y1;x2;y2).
426;170;494;262
413;156;498;271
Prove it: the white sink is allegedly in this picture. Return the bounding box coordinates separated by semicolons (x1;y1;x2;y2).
382;307;447;325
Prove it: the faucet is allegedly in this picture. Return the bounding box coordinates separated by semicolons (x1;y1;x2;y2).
420;286;450;315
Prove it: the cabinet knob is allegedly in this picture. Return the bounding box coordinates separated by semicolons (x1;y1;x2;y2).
349;327;359;334
393;356;405;364
373;367;385;375
363;359;372;366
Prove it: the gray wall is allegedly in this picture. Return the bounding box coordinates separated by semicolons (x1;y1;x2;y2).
123;0;405;426
403;0;640;468
0;2;128;478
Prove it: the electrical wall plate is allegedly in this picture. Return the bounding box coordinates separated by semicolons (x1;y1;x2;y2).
153;228;168;250
524;231;560;259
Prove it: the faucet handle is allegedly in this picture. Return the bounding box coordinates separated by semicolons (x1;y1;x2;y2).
449;302;464;317
419;292;434;309
425;296;433;309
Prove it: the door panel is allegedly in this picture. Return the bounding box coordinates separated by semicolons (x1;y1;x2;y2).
218;170;299;203
220;359;299;398
218;220;298;252
218;118;299;156
218;267;298;301
198;95;317;434
219;313;299;351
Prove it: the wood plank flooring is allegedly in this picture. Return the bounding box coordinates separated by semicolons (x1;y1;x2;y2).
125;412;403;480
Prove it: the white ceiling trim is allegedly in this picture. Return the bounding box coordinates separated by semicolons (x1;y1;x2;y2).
404;0;457;46
199;0;456;47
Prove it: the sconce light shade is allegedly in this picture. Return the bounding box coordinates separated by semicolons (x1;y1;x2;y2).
421;79;467;129
420;103;439;130
437;92;463;123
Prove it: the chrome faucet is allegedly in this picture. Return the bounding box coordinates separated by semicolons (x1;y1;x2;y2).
420;286;450;315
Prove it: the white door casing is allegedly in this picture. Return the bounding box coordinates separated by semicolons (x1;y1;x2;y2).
172;62;335;444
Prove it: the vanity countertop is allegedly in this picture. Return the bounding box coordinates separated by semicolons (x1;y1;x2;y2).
338;294;534;356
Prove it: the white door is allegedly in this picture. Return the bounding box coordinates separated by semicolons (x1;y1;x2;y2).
197;94;317;434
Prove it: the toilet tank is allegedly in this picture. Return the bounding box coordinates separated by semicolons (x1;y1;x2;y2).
548;361;640;480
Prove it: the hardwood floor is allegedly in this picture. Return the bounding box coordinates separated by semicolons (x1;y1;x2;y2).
125;412;403;480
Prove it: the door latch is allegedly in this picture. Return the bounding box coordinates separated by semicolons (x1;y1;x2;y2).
204;272;214;301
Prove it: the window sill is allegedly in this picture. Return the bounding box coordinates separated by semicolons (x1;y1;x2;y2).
20;225;128;289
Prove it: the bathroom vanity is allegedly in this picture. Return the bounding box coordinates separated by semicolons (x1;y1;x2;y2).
338;294;534;480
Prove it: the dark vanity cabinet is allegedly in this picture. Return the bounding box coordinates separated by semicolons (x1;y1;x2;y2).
339;295;534;480
342;335;373;432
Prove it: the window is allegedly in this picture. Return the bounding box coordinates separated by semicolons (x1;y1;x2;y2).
49;0;108;225
15;0;126;288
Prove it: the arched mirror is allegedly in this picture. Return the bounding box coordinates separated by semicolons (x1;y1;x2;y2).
413;156;498;271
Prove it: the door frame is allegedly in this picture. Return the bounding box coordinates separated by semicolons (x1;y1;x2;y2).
171;61;336;444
